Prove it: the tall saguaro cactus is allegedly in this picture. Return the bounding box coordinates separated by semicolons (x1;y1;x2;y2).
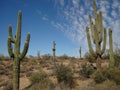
52;41;56;61
7;11;30;90
109;28;114;67
86;0;106;69
79;47;82;59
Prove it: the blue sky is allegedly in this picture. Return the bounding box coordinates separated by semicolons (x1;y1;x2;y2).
0;0;120;57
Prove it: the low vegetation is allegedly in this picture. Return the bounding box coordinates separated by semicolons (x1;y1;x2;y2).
79;62;96;78
55;63;75;88
92;67;120;84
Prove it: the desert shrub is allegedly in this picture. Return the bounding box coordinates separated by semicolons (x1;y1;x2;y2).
108;68;120;85
58;54;76;60
114;54;120;67
2;80;13;90
22;57;29;62
25;83;52;90
79;62;96;78
55;64;74;88
26;71;32;77
58;54;70;60
92;69;107;83
30;70;51;84
29;70;53;89
92;67;120;84
84;52;96;63
42;54;51;60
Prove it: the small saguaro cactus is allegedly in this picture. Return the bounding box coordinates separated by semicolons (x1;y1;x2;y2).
37;50;41;60
109;28;114;67
7;10;30;90
52;41;56;61
86;0;106;69
79;47;82;59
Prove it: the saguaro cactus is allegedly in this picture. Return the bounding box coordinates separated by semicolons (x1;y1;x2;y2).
86;0;106;69
79;47;82;59
52;41;56;61
109;28;114;67
7;11;30;90
37;51;41;60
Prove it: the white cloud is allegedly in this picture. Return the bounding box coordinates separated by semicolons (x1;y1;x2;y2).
72;0;79;8
51;0;120;54
59;0;64;6
51;21;65;32
42;15;49;21
112;0;120;9
54;0;64;7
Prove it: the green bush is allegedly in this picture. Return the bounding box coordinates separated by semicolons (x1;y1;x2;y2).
114;54;120;67
55;64;74;88
79;62;96;78
30;70;53;88
92;70;107;83
92;68;120;85
84;52;96;63
42;54;51;60
108;68;120;85
58;54;70;60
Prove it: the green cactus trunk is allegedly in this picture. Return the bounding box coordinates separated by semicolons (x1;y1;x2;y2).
86;0;106;69
7;11;30;90
109;28;114;67
52;41;56;61
13;58;20;90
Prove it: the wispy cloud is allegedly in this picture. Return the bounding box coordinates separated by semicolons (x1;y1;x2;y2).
52;0;90;47
35;0;120;54
51;0;120;52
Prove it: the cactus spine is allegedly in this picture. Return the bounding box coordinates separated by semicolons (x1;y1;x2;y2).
109;28;114;67
79;47;82;59
7;11;30;90
86;0;106;69
52;41;56;61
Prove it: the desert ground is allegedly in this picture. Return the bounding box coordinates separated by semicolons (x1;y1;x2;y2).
0;56;120;90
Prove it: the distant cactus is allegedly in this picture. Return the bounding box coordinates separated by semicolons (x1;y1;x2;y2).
86;0;106;69
52;41;56;61
79;47;82;59
37;50;41;60
109;28;114;67
7;11;30;90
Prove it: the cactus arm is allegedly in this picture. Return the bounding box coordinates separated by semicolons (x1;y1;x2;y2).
89;14;95;43
8;37;14;58
101;28;106;55
20;33;30;60
8;25;15;43
109;28;114;67
8;25;14;58
86;26;95;56
93;0;97;24
99;11;103;43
